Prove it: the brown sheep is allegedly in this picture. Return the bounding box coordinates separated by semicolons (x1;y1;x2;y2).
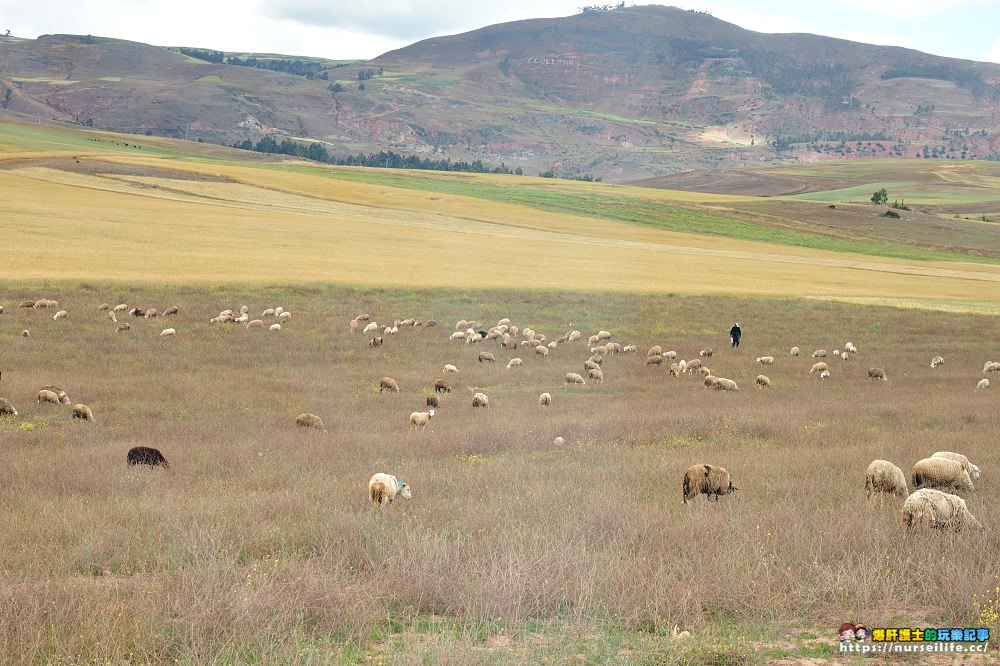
867;368;887;381
755;375;771;388
0;397;17;416
647;345;662;358
644;355;664;367
683;464;737;504
588;367;604;384
478;351;496;363
809;362;828;374
472;392;490;408
699;348;713;357
426;394;440;408
295;413;327;431
565;372;586;385
72;403;94;421
539;392;552;406
368;336;384;348
38;389;61;405
434;379;452;394
41;385;71;405
379;377;400;394
116;323;131;332
163;306;179;316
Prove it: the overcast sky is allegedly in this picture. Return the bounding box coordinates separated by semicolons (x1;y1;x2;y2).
3;1;1000;63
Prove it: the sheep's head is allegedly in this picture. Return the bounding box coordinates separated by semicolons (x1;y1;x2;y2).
428;409;435;419
727;481;738;494
397;482;413;500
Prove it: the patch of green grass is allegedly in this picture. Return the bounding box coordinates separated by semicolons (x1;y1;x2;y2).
195;75;222;83
98;76;122;82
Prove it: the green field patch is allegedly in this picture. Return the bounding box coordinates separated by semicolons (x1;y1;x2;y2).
98;76;122;82
412;76;459;86
195;75;222;83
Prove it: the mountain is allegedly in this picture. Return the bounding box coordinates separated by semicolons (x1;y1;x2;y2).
3;5;1000;180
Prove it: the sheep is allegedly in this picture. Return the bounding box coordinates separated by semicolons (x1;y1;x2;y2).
40;386;70;404
677;359;687;374
644;355;664;367
239;305;250;316
647;345;662;358
819;370;831;380
363;322;379;334
506;358;522;369
116;323;130;332
355;313;371;322
931;452;980;480
567;330;581;342
113;304;128;313
865;460;907;500
789;346;799;357
699;366;712;377
684;359;703;373
247;319;264;329
449;331;466;341
682;464;737;505
497;318;511;327
478;352;496;363
472;392;489;408
930;356;945;368
34;299;57;308
424;320;437;327
71;403;94;421
845;342;857;354
622;344;637;353
409;410;435;428
18;301;34;308
368;336;383;348
840;352;850;361
553;436;565;446
703;375;720;389
809;362;828;374
756;356;774;366
597;330;612;341
108;311;117;322
163;306;179;316
369;473;412;508
605;342;621;355
983;361;1000;373
911;457;974;494
383;326;393;336
713;378;740;391
588;367;604;384
234;315;249;324
811;349;827;358
539;392;552;406
295;413;327;430
663;350;677;360
867;368;887;381
902;488;980;532
160;328;176;337
565;372;586;385
0;397;17;416
976;378;989;391
584;359;600;372
144;309;158;318
0;305;3;313
263;308;277;317
535;345;549;358
22;330;29;338
269;324;281;332
669;363;682;377
426;394;440;408
127;446;170;469
53;310;67;320
699;348;713;358
755;375;771;388
443;364;459;374
434;379;452;394
379;377;400;394
832;349;840;357
588;335;600;346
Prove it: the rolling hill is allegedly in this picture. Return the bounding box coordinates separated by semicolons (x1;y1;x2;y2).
3;5;1000;180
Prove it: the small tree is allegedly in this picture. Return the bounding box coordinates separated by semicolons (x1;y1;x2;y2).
870;188;888;205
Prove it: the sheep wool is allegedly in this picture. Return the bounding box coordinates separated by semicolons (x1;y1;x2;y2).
755;375;771;388
911;457;974;494
865;460;907;500
682;464;736;504
902;488;980;532
378;377;400;394
930;452;980;480
295;413;327;431
369;473;412;507
539;392;552;406
72;403;94;421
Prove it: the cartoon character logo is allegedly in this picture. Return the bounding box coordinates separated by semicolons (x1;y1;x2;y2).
840;623;856;642
854;624;868;642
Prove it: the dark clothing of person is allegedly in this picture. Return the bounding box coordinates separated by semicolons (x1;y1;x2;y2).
730;325;741;348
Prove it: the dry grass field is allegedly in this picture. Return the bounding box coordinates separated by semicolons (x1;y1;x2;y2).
1;286;999;664
2;122;1000;663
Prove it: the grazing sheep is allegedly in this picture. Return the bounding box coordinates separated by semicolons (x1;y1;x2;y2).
0;305;3;314
840;352;850;361
931;452;980;480
506;358;522;369
355;313;371;322
682;464;737;504
379;377;400;394
239;305;250;316
443;364;459;374
116;323;130;332
0;397;17;416
22;330;29;338
756;356;774;366
811;349;827;358
53;310;67;320
930;356;944;368
867;368;887;381
699;366;712;377
845;342;857;354
108;311;117;322
295;413;327;430
588;335;600;346
113;304;128;313
865;460;908;500
129;308;145;317
246;319;264;329
976;378;989;391
703;375;720;389
789;346;799;357
535;345;549;358
262;308;277;317
677;359;687;374
645;355;664;367
597;330;612;341
478;351;496;364
350;319;360;332
127;446;170;469
383;326;393;336
34;299;57;308
713;378;740;391
622;344;637;353
18;301;34;308
409;410;435;428
819;370;831;380
663;350;677;360
71;403;94;421
604;342;621;355
911;457;974;494
369;473;412;507
368;336;384;348
449;331;466;341
434;379;452;394
755;375;771;388
699;348;713;358
669;363;682;377
426;394;440;408
832;350;840;357
163;306;179;316
144;309;158;318
983;361;1000;373
279;312;292;322
565;372;586;385
269;324;281;332
588;367;604;384
40;386;70;405
160;328;176;337
567;331;581;342
647;345;662;358
539;392;552;406
902;488;980;532
234;315;249;324
472;392;489;408
584;360;600;372
809;362;828;374
684;359;703;373
363;322;379;334
553;436;565;446
97;303;110;312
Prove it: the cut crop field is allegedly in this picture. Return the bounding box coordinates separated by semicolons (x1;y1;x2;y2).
1;286;999;665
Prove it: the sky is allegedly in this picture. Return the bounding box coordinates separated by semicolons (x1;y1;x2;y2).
2;0;1000;64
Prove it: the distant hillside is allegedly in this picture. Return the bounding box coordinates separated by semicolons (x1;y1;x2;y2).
4;6;1000;180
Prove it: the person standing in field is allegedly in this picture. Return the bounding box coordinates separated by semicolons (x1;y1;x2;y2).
730;322;742;348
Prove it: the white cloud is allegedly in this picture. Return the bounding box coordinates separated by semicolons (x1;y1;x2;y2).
985;36;1000;64
831;0;997;19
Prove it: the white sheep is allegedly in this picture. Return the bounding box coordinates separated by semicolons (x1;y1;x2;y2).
160;328;176;337
368;473;412;508
789;346;800;357
902;488;980;531
588;367;604;384
472;392;489;408
53;310;67;320
535;345;549;358
811;349;828;358
755;375;771;388
809;362;828;374
712;377;740;391
622;344;637;354
819;370;831;380
270;324;282;331
647;345;662;358
539;392;552;406
931;452;980;480
867;368;887;381
449;331;466;341
443;364;459;373
567;331;581;342
565;372;586;385
363;322;379;334
976;378;989;391
930;356;944;368
756;356;774;366
845;342;857;354
911;457;974;494
663;351;677;360
597;330;612;341
865;460;907;500
506;358;522;369
409;410;435;428
983;361;1000;373
263;308;277;317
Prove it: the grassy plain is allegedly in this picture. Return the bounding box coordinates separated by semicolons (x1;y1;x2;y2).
2;121;1000;663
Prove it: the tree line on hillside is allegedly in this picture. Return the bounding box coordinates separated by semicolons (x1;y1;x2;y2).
175;47;329;79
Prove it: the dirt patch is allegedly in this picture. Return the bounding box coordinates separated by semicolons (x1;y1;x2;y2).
0;156;232;182
626;169;858;197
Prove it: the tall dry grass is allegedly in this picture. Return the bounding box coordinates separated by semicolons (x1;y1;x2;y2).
0;284;998;663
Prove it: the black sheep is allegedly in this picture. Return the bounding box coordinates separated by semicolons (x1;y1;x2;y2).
127;446;170;469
